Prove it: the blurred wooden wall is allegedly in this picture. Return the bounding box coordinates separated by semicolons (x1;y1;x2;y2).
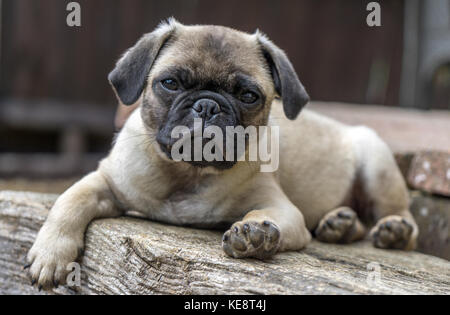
1;0;405;107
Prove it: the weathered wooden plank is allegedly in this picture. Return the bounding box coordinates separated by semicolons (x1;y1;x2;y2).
0;190;449;295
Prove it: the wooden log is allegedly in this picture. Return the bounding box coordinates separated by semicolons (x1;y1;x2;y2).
0;190;449;295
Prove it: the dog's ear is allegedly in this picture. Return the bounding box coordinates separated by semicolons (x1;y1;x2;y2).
108;18;178;105
257;32;309;120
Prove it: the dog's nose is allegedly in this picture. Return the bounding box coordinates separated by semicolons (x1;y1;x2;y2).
192;99;221;120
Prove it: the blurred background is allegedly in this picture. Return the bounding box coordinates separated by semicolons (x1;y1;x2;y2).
1;0;450;180
0;0;449;258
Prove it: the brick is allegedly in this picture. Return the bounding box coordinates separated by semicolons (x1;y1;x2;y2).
410;191;450;260
407;151;450;197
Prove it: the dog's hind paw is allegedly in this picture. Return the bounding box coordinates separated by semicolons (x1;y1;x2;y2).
370;215;415;250
315;207;364;243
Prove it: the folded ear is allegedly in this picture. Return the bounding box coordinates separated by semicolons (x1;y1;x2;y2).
108;19;177;105
257;32;309;120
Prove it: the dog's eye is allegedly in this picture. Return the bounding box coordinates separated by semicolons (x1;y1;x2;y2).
161;79;179;91
240;91;258;104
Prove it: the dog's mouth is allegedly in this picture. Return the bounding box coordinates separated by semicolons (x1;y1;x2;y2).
156;131;239;170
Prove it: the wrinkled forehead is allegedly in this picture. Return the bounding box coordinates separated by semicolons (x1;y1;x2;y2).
149;25;273;93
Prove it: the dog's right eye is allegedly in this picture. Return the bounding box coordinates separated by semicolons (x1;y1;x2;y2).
240;91;259;104
161;79;179;91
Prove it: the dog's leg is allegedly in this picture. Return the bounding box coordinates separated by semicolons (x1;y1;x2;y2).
26;171;121;290
368;167;418;251
350;127;418;250
315;207;366;244
222;181;311;259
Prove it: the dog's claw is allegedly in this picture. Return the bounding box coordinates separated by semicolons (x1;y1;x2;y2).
23;264;31;270
222;233;229;242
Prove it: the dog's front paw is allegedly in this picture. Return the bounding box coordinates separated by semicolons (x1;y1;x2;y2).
222;220;280;259
370;215;414;250
25;227;83;291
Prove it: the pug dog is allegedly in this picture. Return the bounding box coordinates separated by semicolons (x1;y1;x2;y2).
26;19;418;290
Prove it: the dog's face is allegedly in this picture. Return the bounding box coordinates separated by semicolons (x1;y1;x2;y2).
109;19;309;169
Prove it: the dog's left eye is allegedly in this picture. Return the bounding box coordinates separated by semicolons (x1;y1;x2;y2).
161;79;179;91
240;91;258;104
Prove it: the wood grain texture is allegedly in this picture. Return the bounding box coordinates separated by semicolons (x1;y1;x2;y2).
1;190;449;295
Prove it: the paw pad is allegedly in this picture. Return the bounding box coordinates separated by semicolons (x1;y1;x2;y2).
315;207;357;243
222;220;280;259
371;217;414;250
